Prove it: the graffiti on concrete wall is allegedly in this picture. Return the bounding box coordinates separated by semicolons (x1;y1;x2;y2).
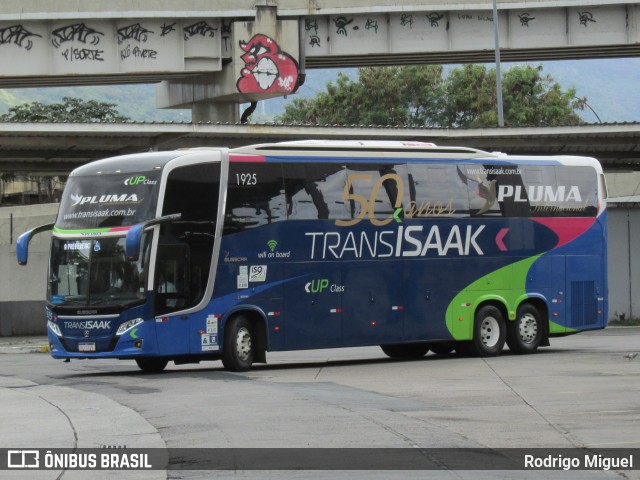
578;11;597;27
51;23;105;62
236;34;299;95
0;24;42;51
0;18;222;76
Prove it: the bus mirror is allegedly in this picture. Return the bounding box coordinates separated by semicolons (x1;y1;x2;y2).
16;223;54;266
125;213;182;262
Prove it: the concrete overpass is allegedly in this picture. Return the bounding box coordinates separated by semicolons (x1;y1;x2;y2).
0;121;639;173
1;1;639;121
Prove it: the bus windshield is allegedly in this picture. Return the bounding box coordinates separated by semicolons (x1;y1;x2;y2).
48;235;151;308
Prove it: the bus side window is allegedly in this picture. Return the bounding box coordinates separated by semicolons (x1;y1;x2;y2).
225;163;287;233
284;163;347;221
344;163;408;222
554;166;598;217
407;164;470;217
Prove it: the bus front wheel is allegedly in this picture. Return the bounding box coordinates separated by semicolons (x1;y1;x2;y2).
135;358;168;373
507;304;543;354
222;315;255;372
471;305;506;356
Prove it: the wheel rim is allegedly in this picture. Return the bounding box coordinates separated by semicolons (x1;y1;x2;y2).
236;326;252;361
518;313;538;344
480;316;500;348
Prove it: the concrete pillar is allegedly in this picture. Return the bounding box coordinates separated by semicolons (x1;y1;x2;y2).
191;102;239;123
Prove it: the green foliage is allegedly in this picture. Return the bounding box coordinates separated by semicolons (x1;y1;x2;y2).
0;96;130;122
278;64;585;128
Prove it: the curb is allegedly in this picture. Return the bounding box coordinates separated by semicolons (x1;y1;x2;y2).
0;342;50;354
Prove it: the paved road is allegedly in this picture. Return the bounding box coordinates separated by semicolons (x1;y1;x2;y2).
1;328;639;479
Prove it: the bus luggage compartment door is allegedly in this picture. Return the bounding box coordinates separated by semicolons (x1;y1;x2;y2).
565;255;605;330
283;265;342;349
341;261;403;344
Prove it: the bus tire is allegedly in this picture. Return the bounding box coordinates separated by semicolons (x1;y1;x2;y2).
135;358;168;373
222;315;254;372
380;343;429;359
507;304;543;354
472;305;506;357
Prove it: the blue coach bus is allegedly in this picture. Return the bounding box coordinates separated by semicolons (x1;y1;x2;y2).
17;141;608;372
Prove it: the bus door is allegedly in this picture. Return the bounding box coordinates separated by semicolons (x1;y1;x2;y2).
283;265;342;349
153;242;191;355
153;161;221;356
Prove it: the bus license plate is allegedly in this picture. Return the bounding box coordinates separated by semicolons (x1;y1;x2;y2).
78;342;95;352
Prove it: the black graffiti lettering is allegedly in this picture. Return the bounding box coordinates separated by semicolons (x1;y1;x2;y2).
365;19;379;34
160;22;177;36
52;23;104;48
305;19;319;35
132;46;157;58
120;44;157;60
427;12;445;27
61;47;104;62
0;24;42;51
309;35;321;47
183;21;217;40
117;23;153;44
518;13;536;27
579;11;596;27
400;14;413;29
333;16;354;36
121;44;131;60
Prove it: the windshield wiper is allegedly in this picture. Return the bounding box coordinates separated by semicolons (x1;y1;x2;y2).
90;296;140;308
58;298;87;306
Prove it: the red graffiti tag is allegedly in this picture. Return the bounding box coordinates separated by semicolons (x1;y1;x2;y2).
236;34;299;95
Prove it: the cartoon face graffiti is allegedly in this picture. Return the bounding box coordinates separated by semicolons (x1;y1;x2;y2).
236;34;299;95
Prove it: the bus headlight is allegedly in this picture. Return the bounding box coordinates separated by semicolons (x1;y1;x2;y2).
116;317;144;336
48;320;62;337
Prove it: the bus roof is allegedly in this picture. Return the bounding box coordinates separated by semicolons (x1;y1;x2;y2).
232;140;490;157
230;141;602;170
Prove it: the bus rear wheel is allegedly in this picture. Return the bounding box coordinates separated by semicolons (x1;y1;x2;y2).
135;358;168;373
380;343;429;359
507;304;543;354
222;315;255;372
471;305;506;357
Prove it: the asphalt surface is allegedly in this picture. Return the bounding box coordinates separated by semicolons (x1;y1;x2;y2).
0;329;640;480
0;335;164;479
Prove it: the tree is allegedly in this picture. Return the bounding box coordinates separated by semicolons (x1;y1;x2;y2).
277;64;586;128
278;66;445;126
443;64;585;127
0;96;130;122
